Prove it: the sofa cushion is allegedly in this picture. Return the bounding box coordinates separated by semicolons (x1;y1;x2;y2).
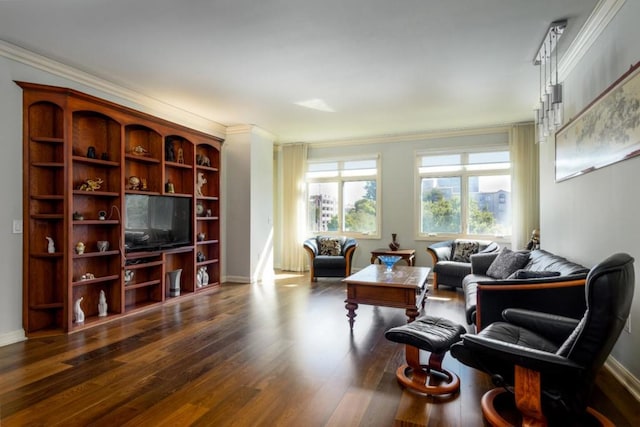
486;248;530;279
453;240;480;262
318;237;342;256
507;269;561;280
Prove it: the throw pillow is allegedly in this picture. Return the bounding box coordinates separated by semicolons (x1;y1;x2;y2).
318;237;342;256
452;240;480;262
486;248;530;279
507;270;561;280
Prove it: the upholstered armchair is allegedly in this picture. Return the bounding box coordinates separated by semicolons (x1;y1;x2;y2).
427;239;499;289
303;236;358;281
450;253;635;426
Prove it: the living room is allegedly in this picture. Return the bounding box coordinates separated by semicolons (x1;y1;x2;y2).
1;0;639;424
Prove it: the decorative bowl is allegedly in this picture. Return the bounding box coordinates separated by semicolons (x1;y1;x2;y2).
378;255;402;271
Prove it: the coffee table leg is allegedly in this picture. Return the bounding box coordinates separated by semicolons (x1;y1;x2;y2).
345;301;358;329
406;307;419;323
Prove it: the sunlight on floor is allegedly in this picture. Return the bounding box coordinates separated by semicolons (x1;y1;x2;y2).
274;272;304;280
427;296;452;302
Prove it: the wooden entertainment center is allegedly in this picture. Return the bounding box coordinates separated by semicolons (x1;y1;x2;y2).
19;81;223;336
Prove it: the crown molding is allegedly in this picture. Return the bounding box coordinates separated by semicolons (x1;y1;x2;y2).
558;0;626;80
0;39;227;138
226;124;276;141
303;125;513;149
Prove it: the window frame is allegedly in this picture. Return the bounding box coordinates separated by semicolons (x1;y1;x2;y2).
415;146;511;241
306;155;381;239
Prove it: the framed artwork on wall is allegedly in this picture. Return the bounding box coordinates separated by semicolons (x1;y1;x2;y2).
555;60;640;182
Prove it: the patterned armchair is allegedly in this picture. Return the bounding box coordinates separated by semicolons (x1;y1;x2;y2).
303;236;358;282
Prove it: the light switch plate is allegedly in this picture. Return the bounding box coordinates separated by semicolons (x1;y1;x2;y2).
12;219;23;234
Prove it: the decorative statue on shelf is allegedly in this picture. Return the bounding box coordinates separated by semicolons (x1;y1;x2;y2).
197;251;206;262
128;176;141;190
75;241;85;255
74;297;85;323
124;270;135;284
45;236;55;253
98;210;107;220
197;232;206;241
166;180;175;193
96;240;109;252
165;138;175;162
77;178;103;191
389;233;400;251
196;172;207;197
98;290;108;317
176;147;184;164
131;145;149;156
80;273;95;281
197;266;209;288
196;153;211;167
73;211;84;221
86;146;97;159
526;229;541;250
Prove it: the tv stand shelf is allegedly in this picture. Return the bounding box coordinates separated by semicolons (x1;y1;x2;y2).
20;81;223;336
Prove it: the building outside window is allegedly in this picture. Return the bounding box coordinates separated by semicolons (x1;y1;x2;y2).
306;158;379;237
417;150;511;238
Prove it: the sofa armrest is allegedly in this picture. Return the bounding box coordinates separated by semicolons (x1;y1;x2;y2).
475;277;587;331
470;252;499;275
427;240;453;263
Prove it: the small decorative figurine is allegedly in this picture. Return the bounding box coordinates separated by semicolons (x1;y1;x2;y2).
389;233;400;251
206;209;212;217
98;290;108;317
166;180;175;193
73;211;84;221
165;138;175;162
197;266;209;288
75;241;85;255
131;145;149;156
197;232;206;241
77;178;103;191
197;251;206;262
196;154;211;167
45;236;55;253
128;176;141;190
80;273;95;281
74;297;85;323
96;240;109;252
196;172;207;197
86;146;97;159
141;178;148;191
196;202;204;216
176;147;184;164
124;270;135;284
101;152;109;161
98;210;107;220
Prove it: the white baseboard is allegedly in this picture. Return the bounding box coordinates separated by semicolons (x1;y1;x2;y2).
604;355;640;403
0;329;27;347
223;275;253;284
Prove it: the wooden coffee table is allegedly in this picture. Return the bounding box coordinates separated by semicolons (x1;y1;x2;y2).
370;248;416;266
342;264;430;329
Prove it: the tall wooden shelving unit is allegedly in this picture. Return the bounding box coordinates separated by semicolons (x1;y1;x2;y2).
20;82;223;336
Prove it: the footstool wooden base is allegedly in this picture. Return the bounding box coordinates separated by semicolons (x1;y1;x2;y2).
385;316;466;396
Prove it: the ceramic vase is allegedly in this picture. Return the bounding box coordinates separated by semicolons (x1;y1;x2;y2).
389;233;400;251
167;269;182;297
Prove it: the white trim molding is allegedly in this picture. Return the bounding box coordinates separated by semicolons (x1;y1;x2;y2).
605;355;640;403
0;39;227;139
0;329;27;347
559;0;626;80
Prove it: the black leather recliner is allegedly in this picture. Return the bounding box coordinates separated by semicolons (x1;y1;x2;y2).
450;253;635;426
303;236;358;281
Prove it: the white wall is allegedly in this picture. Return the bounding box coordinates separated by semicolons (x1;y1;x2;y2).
540;0;640;380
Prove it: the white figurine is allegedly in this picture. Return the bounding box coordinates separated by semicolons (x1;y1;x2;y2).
45;236;55;253
74;297;85;323
196;172;207;197
98;290;108;317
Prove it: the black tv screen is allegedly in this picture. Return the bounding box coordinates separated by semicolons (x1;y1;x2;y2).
124;194;192;252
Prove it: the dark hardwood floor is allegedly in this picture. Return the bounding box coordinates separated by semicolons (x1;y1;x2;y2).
0;272;637;426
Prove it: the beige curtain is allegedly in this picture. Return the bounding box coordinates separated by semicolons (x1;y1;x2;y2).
281;143;308;271
510;123;539;249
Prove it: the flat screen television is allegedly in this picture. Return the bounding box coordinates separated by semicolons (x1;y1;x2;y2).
124;194;192;252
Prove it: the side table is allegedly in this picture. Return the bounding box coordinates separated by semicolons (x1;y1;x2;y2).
370;248;416;266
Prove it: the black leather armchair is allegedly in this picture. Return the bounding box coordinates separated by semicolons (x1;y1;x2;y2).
303;236;358;281
427;239;500;289
450;253;635;426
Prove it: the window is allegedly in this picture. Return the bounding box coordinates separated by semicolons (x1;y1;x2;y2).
418;150;511;238
307;158;379;237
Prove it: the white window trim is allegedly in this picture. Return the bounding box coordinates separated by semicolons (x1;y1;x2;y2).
414;147;511;242
306;155;381;239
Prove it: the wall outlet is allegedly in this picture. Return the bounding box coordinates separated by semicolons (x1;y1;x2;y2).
12;219;23;234
624;317;631;334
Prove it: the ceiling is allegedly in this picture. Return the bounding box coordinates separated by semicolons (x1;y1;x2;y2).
0;0;599;143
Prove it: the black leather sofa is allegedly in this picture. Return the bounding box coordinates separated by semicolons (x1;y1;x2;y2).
427;239;500;289
463;249;590;330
